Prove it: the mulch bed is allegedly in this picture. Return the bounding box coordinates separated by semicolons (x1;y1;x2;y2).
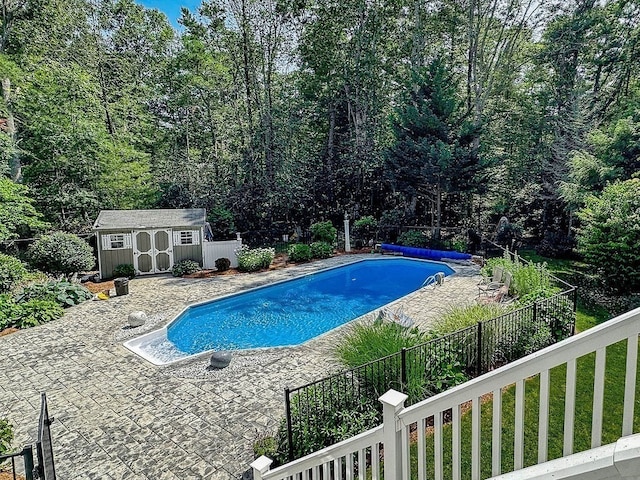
0;470;25;480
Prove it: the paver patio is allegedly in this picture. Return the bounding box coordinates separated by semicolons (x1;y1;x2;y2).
0;254;481;480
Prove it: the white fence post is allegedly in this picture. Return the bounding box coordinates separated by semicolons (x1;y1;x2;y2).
251;456;273;480
380;389;408;480
344;212;351;252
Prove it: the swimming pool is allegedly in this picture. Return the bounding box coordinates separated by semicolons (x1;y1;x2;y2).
125;257;455;364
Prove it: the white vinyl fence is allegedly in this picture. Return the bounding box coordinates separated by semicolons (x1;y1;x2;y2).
202;236;242;268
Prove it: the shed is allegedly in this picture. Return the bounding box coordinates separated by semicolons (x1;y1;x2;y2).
93;209;206;279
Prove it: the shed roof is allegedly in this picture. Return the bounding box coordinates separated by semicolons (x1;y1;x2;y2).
93;209;206;231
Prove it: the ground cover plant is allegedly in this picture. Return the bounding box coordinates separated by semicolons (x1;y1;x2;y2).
15;281;93;307
0;419;12;455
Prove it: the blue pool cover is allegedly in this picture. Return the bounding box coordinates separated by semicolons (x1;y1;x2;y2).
380;244;472;261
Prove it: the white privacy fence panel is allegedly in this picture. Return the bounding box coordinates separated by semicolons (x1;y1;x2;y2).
203;238;242;268
252;307;640;480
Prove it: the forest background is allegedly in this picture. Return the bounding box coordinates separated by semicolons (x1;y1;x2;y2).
0;0;639;265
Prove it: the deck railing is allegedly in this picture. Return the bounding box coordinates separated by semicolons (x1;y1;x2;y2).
252;307;640;480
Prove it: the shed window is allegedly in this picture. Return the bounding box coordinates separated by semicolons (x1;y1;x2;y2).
101;233;132;250
173;230;200;246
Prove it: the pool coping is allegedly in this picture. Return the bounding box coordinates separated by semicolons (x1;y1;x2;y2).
124;256;458;366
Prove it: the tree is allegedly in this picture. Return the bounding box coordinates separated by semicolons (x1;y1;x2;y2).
0;177;47;242
577;178;640;293
384;58;482;239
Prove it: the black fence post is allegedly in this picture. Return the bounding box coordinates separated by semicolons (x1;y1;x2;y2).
476;321;483;377
284;387;294;461
23;445;35;480
401;348;407;391
533;301;538;323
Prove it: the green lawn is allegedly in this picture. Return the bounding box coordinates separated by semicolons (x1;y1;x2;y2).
407;252;640;478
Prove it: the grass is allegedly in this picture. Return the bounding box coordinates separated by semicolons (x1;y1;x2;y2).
407;251;640;478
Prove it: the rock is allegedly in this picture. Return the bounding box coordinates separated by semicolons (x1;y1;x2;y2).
210;351;232;369
128;311;147;327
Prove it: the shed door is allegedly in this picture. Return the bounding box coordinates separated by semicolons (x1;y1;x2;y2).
133;229;174;274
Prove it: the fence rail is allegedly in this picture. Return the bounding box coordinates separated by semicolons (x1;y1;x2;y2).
0;446;35;480
284;284;576;461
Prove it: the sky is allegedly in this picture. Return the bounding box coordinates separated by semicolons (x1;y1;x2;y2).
136;0;200;29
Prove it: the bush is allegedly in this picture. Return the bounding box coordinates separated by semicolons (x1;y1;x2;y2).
236;246;275;272
215;257;231;272
309;221;336;243
0;418;13;454
0;294;20;331
171;259;202;277
113;264;136;279
28;232;94;277
397;230;429;248
0;253;28;293
577;178;640;293
536;230;577;258
15;281;93;307
493;318;554;366
272;379;380;464
353;215;378;240
288;243;312;262
310;241;333;259
431;303;506;336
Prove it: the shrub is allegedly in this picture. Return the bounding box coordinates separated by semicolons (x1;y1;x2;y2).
397;230;429;248
113;264;136;279
288;243;312;262
28;232;94;277
431;303;506;336
12;299;64;328
0;418;13;454
15;281;93;307
353;215;378;240
0;253;28;293
493;318;554;366
577;178;640;293
215;257;231;272
0;294;20;331
310;241;333;259
309;221;336;244
272;379;380;464
236;246;275;272
171;259;202;277
253;434;278;460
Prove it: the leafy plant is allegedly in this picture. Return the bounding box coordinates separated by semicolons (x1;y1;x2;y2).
113;263;136;279
215;257;231;272
171;259;202;277
309;221;336;244
27;232;95;277
12;299;64;328
253;434;278;459
397;230;429;248
0;294;20;331
236;246;275;272
15;281;93;307
288;243;312;262
0;253;29;293
481;253;553;296
310;241;333;259
0;418;13;454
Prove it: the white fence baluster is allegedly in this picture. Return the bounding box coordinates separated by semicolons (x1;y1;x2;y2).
514;379;525;470
492;388;502;476
592;347;607;448
435;413;443;480
417;417;426;480
372;444;380;480
538;369;550;463
452;404;462;480
564;358;577;456
472;396;481;480
357;449;365;480
623;334;638;436
402;427;410;480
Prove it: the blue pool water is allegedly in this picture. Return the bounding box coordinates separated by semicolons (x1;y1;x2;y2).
166;258;454;354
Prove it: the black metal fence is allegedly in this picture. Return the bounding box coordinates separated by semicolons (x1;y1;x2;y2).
0;393;55;480
283;282;576;461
